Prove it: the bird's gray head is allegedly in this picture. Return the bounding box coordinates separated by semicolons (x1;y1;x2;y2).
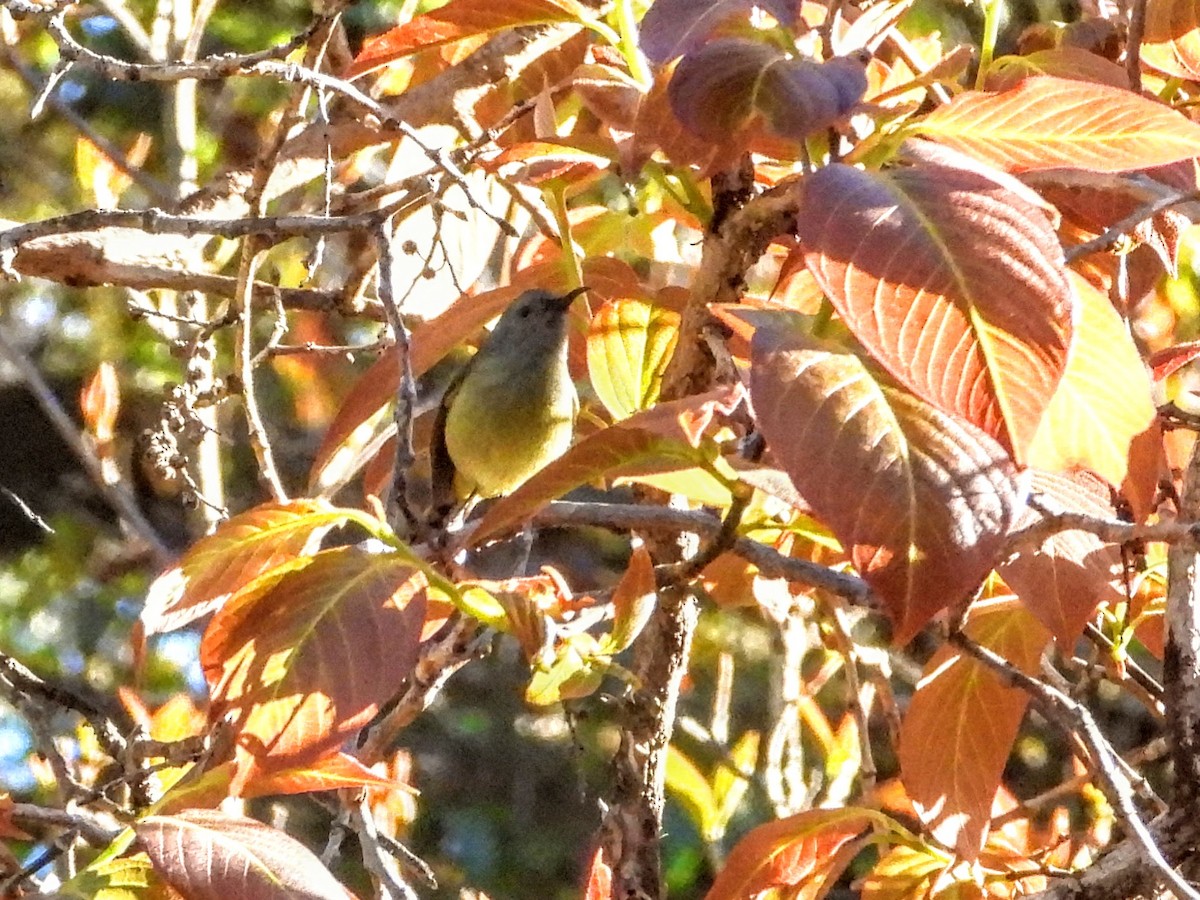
485;287;587;350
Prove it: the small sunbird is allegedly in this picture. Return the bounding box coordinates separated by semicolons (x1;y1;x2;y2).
434;286;587;504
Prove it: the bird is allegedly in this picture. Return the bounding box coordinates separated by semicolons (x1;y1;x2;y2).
431;286;587;512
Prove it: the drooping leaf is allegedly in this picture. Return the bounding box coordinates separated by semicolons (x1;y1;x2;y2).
201;547;427;791
587;298;680;420
899;598;1051;857
467;386;743;547
1026;272;1156;489
999;470;1124;646
984;47;1130;91
704;808;891;900
346;0;594;77
914;76;1200;172
798;160;1073;462
141;499;357;635
668;39;868;142
750;325;1020;643
1143;0;1200;79
638;0;796;64
136;809;355;900
526;634;609;705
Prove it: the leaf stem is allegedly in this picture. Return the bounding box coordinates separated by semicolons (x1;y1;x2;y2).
612;0;651;87
975;0;1002;90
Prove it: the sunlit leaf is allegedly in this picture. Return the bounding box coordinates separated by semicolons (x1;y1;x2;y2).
136;809;354;900
347;0;594;77
798;159;1072;462
80;362;119;444
201;547;427;792
526;634;608;705
914;76;1200;172
239;752;412;799
899;598;1050;857
604;545;657;653
587;299;680;420
704;808;893;900
1026;272;1156;489
141;499;359;635
750;324;1020;643
1143;0;1200;79
62;854;168;900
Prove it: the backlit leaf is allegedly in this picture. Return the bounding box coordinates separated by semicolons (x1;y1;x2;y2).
141;499;356;635
587;299;680;420
201;547;427;792
750;326;1020;643
704;808;891;900
914;76;1200;172
240;752;411;799
899;598;1050;857
347;0;593;78
798;160;1072;462
137;809;354;900
999;470;1124;646
1026;272;1156;489
604;545;657;653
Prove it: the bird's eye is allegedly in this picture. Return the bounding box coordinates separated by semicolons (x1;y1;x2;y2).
519;307;531;319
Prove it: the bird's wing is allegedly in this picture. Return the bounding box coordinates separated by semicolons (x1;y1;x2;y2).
428;361;470;525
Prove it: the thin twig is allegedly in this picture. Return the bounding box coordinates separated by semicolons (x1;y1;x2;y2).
1064;189;1200;263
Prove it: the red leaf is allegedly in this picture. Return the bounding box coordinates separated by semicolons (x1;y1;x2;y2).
201;547;427;792
750;325;1020;643
240;752;412;799
1150;340;1200;381
999;470;1124;646
915;76;1200;172
137;809;355;900
798;159;1071;464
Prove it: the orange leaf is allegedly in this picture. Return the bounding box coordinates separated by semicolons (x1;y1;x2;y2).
201;547;427;793
704;808;885;900
798;159;1072;463
583;845;613;900
750;326;1019;643
999;470;1124;646
604;545;657;653
141;499;358;634
240;752;414;799
1143;0;1200;79
899;598;1050;857
347;0;592;78
915;76;1200;172
80;362;119;444
1026;272;1156;488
